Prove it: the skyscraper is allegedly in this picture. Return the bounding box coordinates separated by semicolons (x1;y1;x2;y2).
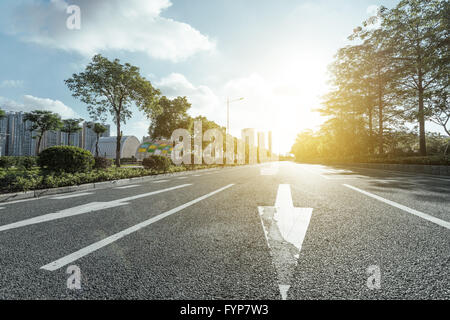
0;112;37;156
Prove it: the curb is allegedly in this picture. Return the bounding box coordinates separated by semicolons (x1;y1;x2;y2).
348;163;450;177
0;166;231;203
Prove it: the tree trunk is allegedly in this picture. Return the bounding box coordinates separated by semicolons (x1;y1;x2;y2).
116;120;121;167
418;76;427;156
368;105;373;155
36;135;42;155
378;86;384;155
95;134;100;157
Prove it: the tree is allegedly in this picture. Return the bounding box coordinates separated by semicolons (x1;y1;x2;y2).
61;118;83;146
89;123;108;157
381;0;447;155
65;54;160;167
146;96;192;140
23;110;62;155
0;109;5;119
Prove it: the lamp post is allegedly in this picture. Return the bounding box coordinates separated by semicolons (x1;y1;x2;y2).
226;97;244;136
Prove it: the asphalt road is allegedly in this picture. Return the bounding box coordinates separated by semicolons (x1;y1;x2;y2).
0;162;448;299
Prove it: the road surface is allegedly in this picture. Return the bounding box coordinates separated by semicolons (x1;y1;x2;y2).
0;162;448;299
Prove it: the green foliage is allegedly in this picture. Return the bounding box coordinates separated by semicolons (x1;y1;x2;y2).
0;156;15;169
23;110;62;154
147;96;192;140
0;109;5;119
0;156;38;170
65;54;160;166
88;122;108;157
94;157;113;169
0;163;237;194
296;0;448;160
18;156;38;170
61;118;83;145
38;146;95;173
142;155;172;172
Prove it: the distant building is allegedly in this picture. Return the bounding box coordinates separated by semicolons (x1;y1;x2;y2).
0;112;37;156
0;111;114;156
93;136;140;159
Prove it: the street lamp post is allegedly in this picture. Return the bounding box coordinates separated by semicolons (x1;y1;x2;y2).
226;97;244;136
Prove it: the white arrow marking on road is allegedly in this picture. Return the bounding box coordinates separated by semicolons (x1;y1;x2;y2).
0;184;191;232
258;184;313;300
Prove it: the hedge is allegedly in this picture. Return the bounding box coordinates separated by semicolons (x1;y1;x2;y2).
142;155;172;172
38;146;95;173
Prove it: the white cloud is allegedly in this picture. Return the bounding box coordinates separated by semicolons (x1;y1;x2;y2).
0;95;79;119
156;73;221;118
8;0;215;62
153;72;322;153
366;5;380;16
0;80;24;88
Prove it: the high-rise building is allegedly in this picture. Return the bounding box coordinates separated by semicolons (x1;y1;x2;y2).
0;111;112;156
0;112;37;156
0;115;8;156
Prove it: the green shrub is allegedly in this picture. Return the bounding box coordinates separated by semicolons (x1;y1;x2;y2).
38;146;95;173
94;157;113;169
142;155;172;172
18;156;37;170
0;156;15;169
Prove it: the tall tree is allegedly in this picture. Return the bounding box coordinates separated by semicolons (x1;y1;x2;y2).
146;96;192;140
381;0;447;155
23;110;62;155
65;54;160;167
0;109;5;119
61;118;83;146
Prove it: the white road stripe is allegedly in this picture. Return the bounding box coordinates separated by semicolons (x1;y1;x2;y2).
114;185;140;189
152;180;169;183
344;184;450;230
0;184;191;233
177;177;188;180
192;175;202;177
41;184;234;271
0;196;50;205
50;192;93;200
0;207;4;210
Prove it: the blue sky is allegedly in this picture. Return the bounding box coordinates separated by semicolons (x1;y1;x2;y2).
0;0;404;153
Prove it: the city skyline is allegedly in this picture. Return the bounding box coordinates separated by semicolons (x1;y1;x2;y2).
0;111;110;156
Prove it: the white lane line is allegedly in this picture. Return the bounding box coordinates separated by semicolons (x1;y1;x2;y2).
41;184;235;271
0;184;191;233
192;175;202;177
177;177;188;180
114;185;140;189
344;184;450;230
0;196;51;206
319;175;364;180
0;207;4;210
50;192;94;200
152;180;169;183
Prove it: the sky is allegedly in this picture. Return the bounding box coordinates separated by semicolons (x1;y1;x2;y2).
0;0;403;154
